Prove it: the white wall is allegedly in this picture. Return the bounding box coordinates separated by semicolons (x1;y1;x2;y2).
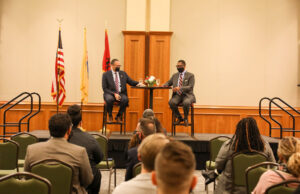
170;0;300;106
1;0;300;107
0;0;125;103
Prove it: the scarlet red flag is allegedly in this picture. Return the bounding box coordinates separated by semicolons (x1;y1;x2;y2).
102;30;111;72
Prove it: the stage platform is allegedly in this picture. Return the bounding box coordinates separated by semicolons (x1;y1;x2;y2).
29;130;279;170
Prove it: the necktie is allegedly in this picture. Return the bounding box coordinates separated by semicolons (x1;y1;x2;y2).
178;73;183;95
115;73;119;93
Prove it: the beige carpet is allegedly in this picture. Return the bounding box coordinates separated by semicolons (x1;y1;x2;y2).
99;169;214;194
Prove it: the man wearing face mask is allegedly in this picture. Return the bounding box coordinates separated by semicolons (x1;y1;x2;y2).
163;60;196;126
102;58;144;122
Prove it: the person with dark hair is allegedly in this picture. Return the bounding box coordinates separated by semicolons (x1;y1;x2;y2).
142;109;167;135
143;109;155;118
113;134;169;194
102;58;145;122
67;104;104;194
125;118;156;181
214;117;275;194
163;59;196;126
151;141;198;194
24;114;93;194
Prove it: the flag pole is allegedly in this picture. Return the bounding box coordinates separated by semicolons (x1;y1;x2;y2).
56;19;63;114
56;27;60;114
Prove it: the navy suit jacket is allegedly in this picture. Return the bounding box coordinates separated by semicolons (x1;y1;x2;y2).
125;147;139;181
102;70;138;96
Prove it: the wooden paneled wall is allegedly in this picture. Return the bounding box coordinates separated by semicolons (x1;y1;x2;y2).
1;102;299;138
148;31;173;131
122;31;147;130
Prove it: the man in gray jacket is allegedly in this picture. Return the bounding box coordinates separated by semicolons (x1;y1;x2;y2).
163;60;196;126
24;114;93;194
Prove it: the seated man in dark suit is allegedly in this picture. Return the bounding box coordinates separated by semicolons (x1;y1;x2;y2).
125;118;156;181
163;60;196;126
102;58;144;122
67;104;104;194
24;114;93;194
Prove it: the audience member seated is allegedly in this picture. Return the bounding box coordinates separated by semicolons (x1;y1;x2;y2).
215;117;275;194
24;114;93;194
67;104;104;194
125;118;156;181
113;134;169;194
253;137;300;194
151;141;197;194
142;109;167;135
143;109;155;118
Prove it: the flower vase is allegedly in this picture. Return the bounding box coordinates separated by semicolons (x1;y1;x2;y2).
148;83;154;87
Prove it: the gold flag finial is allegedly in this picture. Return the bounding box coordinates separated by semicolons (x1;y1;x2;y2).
57;18;64;30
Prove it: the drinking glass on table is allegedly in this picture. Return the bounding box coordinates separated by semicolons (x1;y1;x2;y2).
139;78;144;85
156;79;160;86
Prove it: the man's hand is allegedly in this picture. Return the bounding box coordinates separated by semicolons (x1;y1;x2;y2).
172;87;180;92
114;93;121;101
136;83;146;87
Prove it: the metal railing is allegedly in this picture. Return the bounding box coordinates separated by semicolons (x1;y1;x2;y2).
259;97;300;138
0;92;41;137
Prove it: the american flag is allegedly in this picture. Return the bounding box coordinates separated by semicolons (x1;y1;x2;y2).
51;28;66;106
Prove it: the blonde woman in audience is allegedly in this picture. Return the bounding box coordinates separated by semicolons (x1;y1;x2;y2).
253;137;300;194
113;134;169;194
215;117;275;194
152;141;197;194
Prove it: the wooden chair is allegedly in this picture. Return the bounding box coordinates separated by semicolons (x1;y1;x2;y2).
171;103;194;136
102;101;127;135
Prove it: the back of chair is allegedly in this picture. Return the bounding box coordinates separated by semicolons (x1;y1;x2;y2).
232;151;267;188
265;180;300;194
132;162;142;178
0;139;19;170
30;159;73;194
0;172;51;194
246;162;279;194
11;132;38;159
209;136;230;162
91;133;108;160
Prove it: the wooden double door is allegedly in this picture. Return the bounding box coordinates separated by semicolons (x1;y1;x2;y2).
123;31;173;132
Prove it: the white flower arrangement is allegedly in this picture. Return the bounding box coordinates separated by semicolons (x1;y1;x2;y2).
145;76;156;87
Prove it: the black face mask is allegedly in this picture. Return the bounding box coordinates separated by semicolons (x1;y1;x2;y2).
177;67;184;73
115;67;120;72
